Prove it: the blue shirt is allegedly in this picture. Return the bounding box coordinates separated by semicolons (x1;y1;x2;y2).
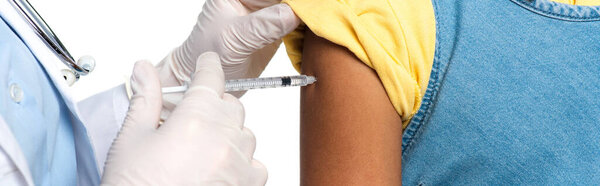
0;16;77;185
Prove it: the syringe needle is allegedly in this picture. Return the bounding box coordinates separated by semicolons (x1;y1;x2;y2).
161;75;317;94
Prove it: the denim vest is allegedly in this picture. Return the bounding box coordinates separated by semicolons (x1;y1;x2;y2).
402;0;600;184
0;17;77;185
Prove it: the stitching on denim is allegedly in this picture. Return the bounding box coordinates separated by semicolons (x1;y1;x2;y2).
401;0;444;156
510;0;600;22
512;0;600;20
401;0;600;156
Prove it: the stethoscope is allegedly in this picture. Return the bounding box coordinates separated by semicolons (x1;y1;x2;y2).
9;0;95;86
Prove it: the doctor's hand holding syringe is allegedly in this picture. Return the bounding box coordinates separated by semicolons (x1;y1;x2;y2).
102;0;303;185
104;53;271;185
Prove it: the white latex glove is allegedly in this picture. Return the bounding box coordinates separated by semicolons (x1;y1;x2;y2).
102;52;267;185
157;0;300;119
157;0;300;92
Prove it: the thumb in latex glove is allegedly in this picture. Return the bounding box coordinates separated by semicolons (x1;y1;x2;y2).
157;0;300;94
102;52;267;185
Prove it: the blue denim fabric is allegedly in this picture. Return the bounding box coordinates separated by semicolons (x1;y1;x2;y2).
0;17;77;185
402;0;600;185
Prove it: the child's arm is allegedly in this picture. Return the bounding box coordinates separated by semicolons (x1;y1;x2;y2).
300;29;403;185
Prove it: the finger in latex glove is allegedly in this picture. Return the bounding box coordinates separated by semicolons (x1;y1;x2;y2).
158;0;300;119
102;52;267;185
157;1;300;95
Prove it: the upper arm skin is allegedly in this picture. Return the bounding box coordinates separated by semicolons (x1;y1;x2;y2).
300;30;403;185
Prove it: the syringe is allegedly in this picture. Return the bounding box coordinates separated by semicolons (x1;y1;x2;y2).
161;75;317;94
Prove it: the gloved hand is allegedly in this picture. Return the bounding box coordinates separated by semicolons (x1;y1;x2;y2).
156;0;300;93
102;52;267;185
157;0;300;119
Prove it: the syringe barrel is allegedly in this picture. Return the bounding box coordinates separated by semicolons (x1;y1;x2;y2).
225;75;314;92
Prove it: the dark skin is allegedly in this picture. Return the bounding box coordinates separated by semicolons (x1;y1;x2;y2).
300;29;403;185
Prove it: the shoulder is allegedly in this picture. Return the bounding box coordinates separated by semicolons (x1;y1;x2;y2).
282;0;437;123
283;0;435;68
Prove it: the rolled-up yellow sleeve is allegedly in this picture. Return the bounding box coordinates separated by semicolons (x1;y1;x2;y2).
282;0;436;127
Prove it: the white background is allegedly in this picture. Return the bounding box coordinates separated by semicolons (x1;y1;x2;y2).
29;0;300;185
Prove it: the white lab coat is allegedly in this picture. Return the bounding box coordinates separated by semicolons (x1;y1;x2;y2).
0;2;129;185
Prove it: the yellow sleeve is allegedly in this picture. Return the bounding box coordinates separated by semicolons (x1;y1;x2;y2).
282;0;436;127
